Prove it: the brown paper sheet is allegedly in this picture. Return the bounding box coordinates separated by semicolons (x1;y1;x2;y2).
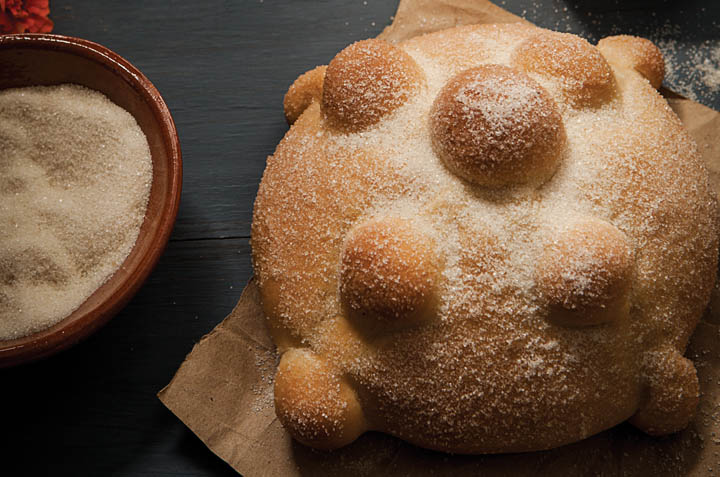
158;1;720;475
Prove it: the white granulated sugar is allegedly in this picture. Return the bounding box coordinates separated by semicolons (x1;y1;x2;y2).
0;84;152;340
659;38;720;101
698;45;720;90
455;76;541;131
251;348;280;413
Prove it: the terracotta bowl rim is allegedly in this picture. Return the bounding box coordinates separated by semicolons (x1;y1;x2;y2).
0;33;182;367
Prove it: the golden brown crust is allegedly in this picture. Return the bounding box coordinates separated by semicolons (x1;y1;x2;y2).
598;35;665;89
321;39;423;131
252;23;719;454
340;217;439;327
251;104;405;349
513;31;616;106
430;64;565;187
537;218;633;326
629;349;699;435
283;65;327;125
274;348;366;449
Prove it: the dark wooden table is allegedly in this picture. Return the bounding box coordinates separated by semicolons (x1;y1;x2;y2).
3;1;719;475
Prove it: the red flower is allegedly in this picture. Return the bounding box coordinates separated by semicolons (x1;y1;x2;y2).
0;0;53;34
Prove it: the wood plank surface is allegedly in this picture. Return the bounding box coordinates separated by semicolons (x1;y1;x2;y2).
1;0;718;476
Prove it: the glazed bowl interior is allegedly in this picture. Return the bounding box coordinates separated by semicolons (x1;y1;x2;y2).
0;34;182;367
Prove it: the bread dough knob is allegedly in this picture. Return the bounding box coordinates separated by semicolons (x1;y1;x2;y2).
284;65;327;124
274;348;366;449
598;35;665;89
321;39;423;131
340;217;439;324
537;218;633;326
430;64;565;188
513;31;616;106
630;349;699;435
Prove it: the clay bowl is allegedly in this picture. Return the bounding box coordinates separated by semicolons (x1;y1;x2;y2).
0;34;182;367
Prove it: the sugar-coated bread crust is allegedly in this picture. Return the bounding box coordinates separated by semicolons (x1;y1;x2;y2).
340;217;440;328
430;64;566;187
536;217;633;327
274;348;366;449
597;35;665;89
513;31;616;106
252;23;719;453
284;65;327;125
321;39;423;131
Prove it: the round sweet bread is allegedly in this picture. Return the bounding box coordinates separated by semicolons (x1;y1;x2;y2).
251;23;719;453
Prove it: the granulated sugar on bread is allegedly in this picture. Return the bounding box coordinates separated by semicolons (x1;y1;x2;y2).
0;84;152;340
254;22;719;454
